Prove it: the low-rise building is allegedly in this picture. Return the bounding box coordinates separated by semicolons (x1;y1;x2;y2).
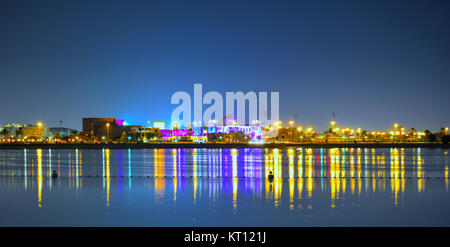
0;123;28;138
23;123;48;139
153;122;165;129
206;120;262;142
49;127;78;138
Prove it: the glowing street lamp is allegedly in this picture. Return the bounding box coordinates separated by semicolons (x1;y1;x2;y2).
36;122;44;140
289;120;294;127
274;121;282;128
106;123;110;142
330;120;336;127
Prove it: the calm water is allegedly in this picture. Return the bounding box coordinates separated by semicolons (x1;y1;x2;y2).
0;147;449;226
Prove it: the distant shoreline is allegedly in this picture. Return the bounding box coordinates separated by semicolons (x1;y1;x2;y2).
0;143;448;149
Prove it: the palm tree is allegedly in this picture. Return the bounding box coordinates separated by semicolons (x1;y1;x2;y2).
121;131;127;143
130;128;137;141
1;128;10;138
52;132;61;140
15;129;22;138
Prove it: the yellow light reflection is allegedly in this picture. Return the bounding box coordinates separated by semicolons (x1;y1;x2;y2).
390;148;405;206
417;149;425;193
232;149;238;178
37;149;43;208
233;177;238;210
155;149;165;195
330;148;341;208
173;149;177;201
231;149;238;210
357;152;362;195
445;166;448;191
288;149;294;210
105;148;110;207
350;155;355;195
76;149;79;188
297;153;303;200
305;151;313;198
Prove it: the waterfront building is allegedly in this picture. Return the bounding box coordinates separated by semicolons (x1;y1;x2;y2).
134;126;161;142
0;123;28;138
206;119;262;142
82;118;122;137
160;129;194;142
153;122;165;129
49;127;78;138
23;123;48;140
277;126;301;142
82;118;141;140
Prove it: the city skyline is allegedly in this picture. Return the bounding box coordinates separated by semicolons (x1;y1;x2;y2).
1;0;449;131
1;0;450;233
1;116;448;134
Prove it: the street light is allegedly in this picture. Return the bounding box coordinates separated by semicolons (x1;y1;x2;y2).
275;121;282;128
289;120;294;127
106;123;110;143
330;120;336;127
36;122;43;140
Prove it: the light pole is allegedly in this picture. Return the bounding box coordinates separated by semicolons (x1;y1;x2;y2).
37;122;43;141
393;123;399;142
106;123;110;143
330;120;336;128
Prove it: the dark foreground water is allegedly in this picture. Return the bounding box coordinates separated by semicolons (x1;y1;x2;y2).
0;147;449;226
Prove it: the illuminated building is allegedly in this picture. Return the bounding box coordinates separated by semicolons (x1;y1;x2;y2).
0;123;28;138
154;122;165;129
83;118;123;137
23;123;48;140
82;118;140;140
206;118;262;142
49;127;78;138
158;129;207;143
160;129;194;142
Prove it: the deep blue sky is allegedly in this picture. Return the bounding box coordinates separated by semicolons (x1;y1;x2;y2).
1;0;449;131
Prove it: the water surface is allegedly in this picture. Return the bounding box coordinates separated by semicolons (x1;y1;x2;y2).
0;147;449;226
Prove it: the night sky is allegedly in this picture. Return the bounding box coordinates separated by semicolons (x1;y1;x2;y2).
1;0;449;131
